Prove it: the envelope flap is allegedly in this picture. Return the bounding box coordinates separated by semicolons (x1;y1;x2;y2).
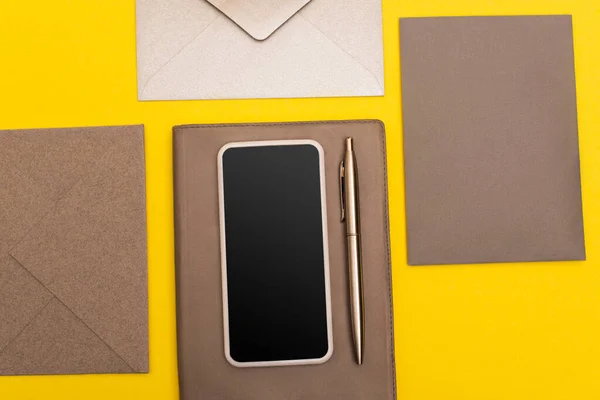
205;0;312;40
0;298;133;375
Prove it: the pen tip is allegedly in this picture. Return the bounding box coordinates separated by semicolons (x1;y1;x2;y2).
346;137;353;150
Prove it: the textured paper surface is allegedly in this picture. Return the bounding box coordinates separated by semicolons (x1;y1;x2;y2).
135;0;384;100
205;0;312;40
173;121;396;400
0;125;148;375
400;16;585;265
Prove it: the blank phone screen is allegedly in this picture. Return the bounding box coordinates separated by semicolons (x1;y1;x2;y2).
220;143;330;364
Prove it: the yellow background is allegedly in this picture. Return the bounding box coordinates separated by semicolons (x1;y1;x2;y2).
1;0;599;399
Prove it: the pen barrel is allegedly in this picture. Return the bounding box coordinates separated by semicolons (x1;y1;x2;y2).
343;151;359;235
347;234;365;364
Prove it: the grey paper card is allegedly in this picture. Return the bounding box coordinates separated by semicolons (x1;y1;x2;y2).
400;15;585;265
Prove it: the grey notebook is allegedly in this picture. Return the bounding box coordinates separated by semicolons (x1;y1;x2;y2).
173;121;396;400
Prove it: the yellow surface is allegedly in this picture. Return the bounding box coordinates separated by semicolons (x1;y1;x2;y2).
0;0;599;399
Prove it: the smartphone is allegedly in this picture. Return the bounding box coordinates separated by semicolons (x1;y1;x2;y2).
217;140;333;368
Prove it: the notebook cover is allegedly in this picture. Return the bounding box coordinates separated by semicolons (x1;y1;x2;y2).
173;121;396;400
400;15;586;265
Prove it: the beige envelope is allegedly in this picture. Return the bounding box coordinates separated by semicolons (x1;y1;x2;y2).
136;0;384;100
0;125;148;375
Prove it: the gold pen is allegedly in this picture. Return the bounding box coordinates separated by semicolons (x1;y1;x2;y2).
339;137;365;365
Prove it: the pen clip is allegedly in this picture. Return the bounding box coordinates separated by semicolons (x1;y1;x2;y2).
339;160;346;222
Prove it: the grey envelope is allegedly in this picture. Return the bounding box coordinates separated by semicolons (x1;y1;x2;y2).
0;125;148;375
400;16;586;265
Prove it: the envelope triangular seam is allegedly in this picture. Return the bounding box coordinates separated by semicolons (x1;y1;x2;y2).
0;298;134;375
2;255;135;372
298;14;384;91
140;15;221;97
0;288;54;357
205;0;311;40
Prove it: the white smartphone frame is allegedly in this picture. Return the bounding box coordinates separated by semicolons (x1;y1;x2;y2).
217;139;334;368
